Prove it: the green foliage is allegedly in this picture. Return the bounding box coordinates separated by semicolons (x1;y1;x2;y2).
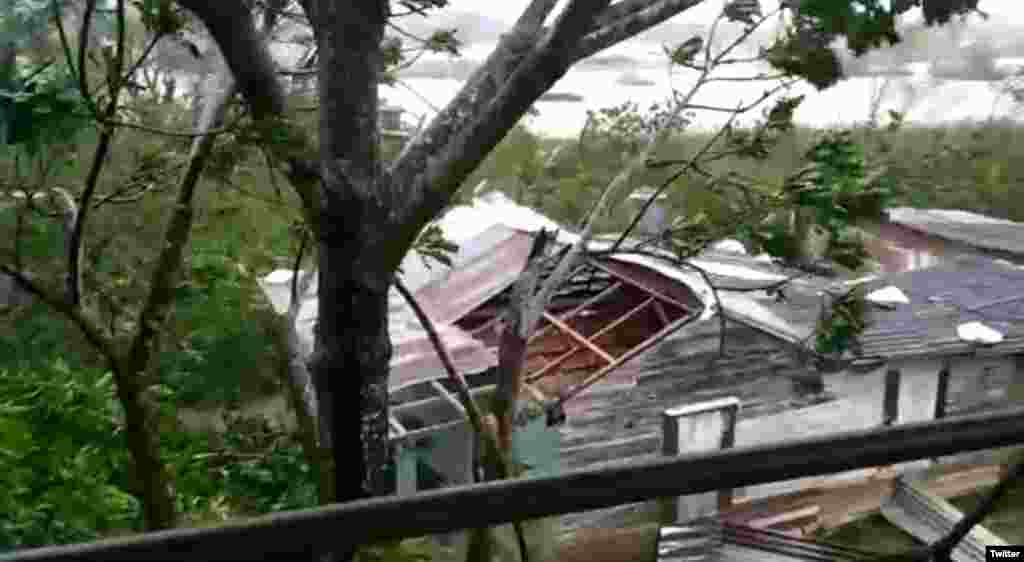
765;0;984;89
212;411;318;514
131;0;188;36
412;222;459;270
357;538;457;562
0;61;89;154
425;29;461;56
0;360;140;550
0;353;319;550
780;129;893;269
815;286;869;354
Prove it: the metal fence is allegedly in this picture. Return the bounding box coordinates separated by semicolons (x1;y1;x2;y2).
5;406;1024;562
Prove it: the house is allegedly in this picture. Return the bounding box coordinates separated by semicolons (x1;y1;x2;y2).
849;255;1024;437
861;207;1024;273
261;191;826;498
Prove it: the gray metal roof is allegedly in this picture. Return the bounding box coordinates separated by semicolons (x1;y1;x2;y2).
857;255;1024;360
886;207;1024;256
657;521;883;562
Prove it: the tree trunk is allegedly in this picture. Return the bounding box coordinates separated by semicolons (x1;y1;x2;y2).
309;0;396;510
310;249;394;502
113;365;178;530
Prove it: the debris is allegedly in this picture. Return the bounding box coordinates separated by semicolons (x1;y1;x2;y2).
865;285;910;307
711;239;748;255
956;321;1004;345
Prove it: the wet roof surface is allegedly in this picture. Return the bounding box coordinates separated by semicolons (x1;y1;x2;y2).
858;255;1024;359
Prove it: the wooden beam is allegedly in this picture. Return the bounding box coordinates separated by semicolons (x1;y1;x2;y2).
526;346;589;383
530;281;624;342
542;311;616;364
558;312;696;406
389;416;408;439
587;259;691;314
526;297;655;383
21;407;1024;561
652;300;670;327
431;380;466;416
747;505;821;530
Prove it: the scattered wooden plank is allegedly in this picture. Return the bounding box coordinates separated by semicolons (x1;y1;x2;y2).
722;461;1006;532
747;505;821;530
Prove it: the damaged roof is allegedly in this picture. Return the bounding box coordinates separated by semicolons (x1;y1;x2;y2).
260;192;816;394
886;207;1024;256
258;271;497;390
856;256;1024;360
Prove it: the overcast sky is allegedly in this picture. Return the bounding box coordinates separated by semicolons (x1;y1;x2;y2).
384;0;1024;138
442;0;1023;28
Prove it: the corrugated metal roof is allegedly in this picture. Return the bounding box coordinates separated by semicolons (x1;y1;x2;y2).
658;522;884;562
886;207;1024;256
258;270;497;392
414;225;534;325
260;194;816;391
857;255;1024;360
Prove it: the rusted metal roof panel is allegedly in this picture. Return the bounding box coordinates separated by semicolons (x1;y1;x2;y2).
414;226;534;325
389;324;498;390
260;269;499;392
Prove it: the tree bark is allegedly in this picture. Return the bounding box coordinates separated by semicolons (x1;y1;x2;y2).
308;1;396;505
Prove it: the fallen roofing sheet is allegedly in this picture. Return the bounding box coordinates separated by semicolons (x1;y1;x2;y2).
886;207;1024;256
657;521;882;562
881;476;1006;562
856;255;1024;360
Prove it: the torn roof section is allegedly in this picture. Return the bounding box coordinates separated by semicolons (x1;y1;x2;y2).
260;192;816;397
855;256;1024;361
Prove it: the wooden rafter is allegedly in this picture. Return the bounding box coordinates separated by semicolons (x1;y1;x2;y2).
652;300;670;327
587;259;691;314
526;296;657;382
389;416;408;439
557;311;696;406
529;280;624;342
431;380;466;416
542;311;616;364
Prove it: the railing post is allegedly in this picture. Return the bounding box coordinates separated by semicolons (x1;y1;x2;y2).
660;397;741;524
883;367;901;427
934;360;951;421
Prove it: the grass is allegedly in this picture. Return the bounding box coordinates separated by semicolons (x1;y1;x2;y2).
820;474;1024;554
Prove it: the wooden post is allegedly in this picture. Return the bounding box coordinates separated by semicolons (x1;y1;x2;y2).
934;360;951;420
660;397;741;524
883;367;901;427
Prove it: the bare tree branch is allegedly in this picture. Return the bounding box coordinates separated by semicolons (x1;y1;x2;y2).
175;0;285;119
392;0;610;242
66;0;131;307
517;0;561;29
0;265;118;363
176;0;322;236
575;0;707;62
393;277;487;439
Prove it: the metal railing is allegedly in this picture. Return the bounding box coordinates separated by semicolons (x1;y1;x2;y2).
5;405;1024;562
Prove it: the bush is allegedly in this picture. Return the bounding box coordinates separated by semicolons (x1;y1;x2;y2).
0;360;141;550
